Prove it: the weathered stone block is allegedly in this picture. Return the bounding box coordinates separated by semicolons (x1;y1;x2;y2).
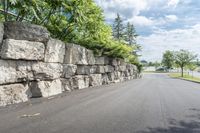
1;39;45;60
89;74;102;87
96;65;105;73
124;70;130;77
73;75;89;89
0;84;30;106
44;38;65;63
29;79;62;97
102;74;109;85
120;72;126;82
16;61;34;81
87;49;95;65
104;65;114;73
108;72;115;82
126;64;137;71
119;65;127;72
32;62;62;80
0;23;3;45
62;64;77;78
64;44;88;65
76;65;97;75
0;60;36;84
4;21;50;43
114;71;121;80
95;57;109;65
0;60;17;84
109;58;119;66
60;78;74;92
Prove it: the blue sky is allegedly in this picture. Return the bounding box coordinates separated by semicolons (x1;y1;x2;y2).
95;0;200;61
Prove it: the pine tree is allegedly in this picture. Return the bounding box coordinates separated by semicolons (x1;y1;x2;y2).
125;22;138;45
112;13;124;41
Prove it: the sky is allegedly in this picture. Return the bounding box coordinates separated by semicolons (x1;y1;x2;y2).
95;0;200;62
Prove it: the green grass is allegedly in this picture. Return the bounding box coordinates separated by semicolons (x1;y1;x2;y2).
143;71;168;73
169;73;200;83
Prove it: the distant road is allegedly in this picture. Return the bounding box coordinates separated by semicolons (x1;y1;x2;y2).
1;73;200;133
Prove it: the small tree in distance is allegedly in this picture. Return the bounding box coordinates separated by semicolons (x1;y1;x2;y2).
162;50;174;70
174;50;197;77
187;63;198;78
125;22;138;45
113;13;124;41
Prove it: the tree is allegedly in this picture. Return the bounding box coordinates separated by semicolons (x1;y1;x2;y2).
162;50;174;70
112;13;124;41
125;22;138;45
174;50;197;77
187;63;198;78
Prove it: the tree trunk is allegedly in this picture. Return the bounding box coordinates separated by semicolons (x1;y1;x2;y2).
181;67;184;77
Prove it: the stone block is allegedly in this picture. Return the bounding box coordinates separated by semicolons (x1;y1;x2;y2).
1;39;45;60
4;21;49;43
64;44;88;65
102;74;109;85
16;61;34;81
73;75;89;89
104;65;114;73
29;79;62;97
126;64;137;71
62;64;77;78
0;83;30;106
119;65;127;72
95;56;109;65
0;23;3;45
124;70;130;77
44;38;65;63
114;71;121;80
76;65;97;75
89;74;102;87
0;60;36;84
108;72;115;82
32;62;62;80
87;49;95;65
60;78;74;92
0;60;17;84
96;65;105;73
109;58;119;66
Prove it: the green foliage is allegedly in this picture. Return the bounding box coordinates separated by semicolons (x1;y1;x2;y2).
112;13;125;41
186;63;198;71
174;49;197;77
125;22;138;45
0;0;141;67
162;50;174;69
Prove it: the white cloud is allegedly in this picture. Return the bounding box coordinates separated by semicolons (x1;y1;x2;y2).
95;0;165;22
128;16;154;26
96;0;148;16
166;15;178;22
138;24;200;61
127;15;178;27
167;0;180;8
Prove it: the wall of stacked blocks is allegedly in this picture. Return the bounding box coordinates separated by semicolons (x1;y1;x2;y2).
0;22;139;106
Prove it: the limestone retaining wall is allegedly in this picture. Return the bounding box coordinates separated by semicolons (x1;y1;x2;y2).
0;22;139;106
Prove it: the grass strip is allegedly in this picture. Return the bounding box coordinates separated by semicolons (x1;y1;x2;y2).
169;73;200;83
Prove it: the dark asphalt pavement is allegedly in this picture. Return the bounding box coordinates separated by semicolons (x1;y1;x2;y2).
1;73;200;133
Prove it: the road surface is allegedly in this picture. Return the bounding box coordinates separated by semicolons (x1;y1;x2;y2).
1;73;200;133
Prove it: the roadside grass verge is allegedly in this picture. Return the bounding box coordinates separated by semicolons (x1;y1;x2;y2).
169;73;200;83
143;71;168;73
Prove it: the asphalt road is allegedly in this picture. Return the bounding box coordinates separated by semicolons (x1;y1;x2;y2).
1;73;200;133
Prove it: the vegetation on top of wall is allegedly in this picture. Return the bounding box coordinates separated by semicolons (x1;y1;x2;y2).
0;0;141;68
